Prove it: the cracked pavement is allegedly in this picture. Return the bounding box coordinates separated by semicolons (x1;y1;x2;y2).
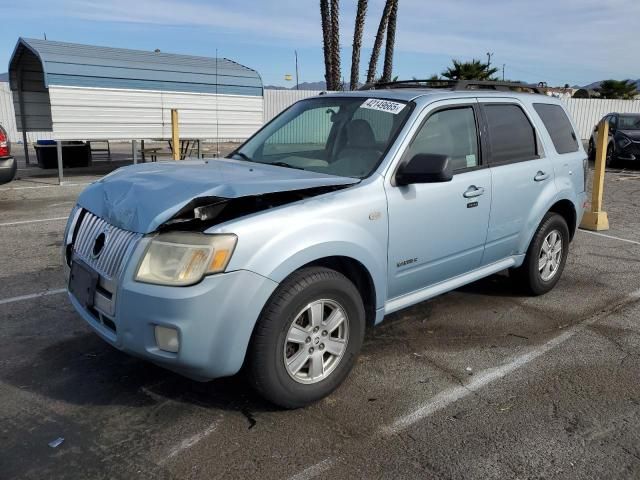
1;149;639;479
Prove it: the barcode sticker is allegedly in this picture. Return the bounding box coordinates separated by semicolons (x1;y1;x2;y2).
361;98;406;115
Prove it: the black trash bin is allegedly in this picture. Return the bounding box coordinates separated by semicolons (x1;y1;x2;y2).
34;140;91;169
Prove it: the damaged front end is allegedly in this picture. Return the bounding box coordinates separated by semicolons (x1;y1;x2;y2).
160;185;352;232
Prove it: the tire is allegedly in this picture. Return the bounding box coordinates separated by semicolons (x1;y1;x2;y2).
605;143;618;168
512;213;570;296
587;140;595;161
247;267;365;408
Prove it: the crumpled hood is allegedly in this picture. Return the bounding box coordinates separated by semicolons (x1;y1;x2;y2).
78;158;359;233
619;129;640;141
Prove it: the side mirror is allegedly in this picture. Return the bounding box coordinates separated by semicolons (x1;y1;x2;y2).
395;153;453;186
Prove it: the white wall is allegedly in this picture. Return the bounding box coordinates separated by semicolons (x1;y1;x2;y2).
264;90;324;122
264;90;640;141
48;86;263;141
4;83;640;143
561;98;640;140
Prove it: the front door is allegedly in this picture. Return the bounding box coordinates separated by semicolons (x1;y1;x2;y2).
385;101;492;300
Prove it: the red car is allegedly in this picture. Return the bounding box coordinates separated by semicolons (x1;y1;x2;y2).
0;124;16;184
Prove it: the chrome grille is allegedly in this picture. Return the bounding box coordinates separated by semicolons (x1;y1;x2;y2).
73;210;142;279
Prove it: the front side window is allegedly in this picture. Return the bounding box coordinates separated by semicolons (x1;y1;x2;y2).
231;97;412;178
404;106;480;171
533;103;579;154
484;104;537;164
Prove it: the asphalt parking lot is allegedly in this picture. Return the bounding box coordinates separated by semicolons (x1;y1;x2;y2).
1;151;640;479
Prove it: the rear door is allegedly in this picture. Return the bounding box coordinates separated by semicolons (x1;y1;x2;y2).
478;99;556;265
532;102;585;197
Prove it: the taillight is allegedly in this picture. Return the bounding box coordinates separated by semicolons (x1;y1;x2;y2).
0;130;8;157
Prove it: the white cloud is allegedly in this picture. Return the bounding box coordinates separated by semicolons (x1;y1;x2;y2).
5;0;639;84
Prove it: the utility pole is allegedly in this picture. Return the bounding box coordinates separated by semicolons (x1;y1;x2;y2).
295;50;299;90
486;51;494;69
502;64;505;81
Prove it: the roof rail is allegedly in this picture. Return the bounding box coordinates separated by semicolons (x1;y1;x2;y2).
358;79;544;94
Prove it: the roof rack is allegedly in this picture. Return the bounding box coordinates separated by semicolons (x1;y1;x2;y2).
358;79;545;94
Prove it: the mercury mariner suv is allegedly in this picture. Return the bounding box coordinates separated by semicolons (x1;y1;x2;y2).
63;80;588;408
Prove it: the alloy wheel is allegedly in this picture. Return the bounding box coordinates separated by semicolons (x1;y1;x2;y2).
283;299;349;384
539;230;563;281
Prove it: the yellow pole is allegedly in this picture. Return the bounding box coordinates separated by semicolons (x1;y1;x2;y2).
171;109;180;161
580;118;609;231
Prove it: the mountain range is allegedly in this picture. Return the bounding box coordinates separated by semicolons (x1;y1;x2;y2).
581;79;640;90
267;79;640;91
0;72;637;91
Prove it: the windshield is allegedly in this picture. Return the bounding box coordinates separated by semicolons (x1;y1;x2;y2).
618;115;640;130
230;96;412;178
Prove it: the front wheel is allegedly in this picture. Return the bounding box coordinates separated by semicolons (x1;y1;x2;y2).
587;140;595;161
247;267;365;408
605;143;618;168
512;213;570;296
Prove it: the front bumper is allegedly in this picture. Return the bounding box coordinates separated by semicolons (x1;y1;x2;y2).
0;156;16;185
69;251;278;380
616;141;640;161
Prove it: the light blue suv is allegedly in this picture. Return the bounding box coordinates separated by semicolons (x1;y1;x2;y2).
64;81;587;408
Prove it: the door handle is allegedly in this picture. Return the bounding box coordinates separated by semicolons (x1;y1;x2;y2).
463;185;485;198
534;171;549;182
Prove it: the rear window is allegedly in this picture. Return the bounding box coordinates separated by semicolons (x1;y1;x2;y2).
533;103;579;154
484;104;537;164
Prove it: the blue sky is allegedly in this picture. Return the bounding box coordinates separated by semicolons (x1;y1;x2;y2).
1;0;638;87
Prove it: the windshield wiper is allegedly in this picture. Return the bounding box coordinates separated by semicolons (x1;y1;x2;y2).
231;152;254;162
270;161;305;171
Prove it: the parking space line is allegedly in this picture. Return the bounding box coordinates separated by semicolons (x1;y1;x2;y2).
0;182;91;191
383;329;577;435
288;458;337;480
578;229;640;246
0;217;68;227
159;420;221;465
288;287;640;480
0;288;67;306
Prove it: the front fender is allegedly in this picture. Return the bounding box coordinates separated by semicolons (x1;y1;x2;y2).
267;234;386;308
235;218;387;309
213;179;389;309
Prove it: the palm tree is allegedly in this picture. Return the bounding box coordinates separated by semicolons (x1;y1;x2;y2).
597;80;638;100
330;0;341;90
366;0;393;84
441;59;499;81
381;0;398;83
350;0;368;90
320;0;333;89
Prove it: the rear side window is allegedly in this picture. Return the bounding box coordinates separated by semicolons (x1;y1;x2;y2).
484;104;537;164
533;103;579;154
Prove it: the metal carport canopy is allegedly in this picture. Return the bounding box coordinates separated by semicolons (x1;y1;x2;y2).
8;37;264;183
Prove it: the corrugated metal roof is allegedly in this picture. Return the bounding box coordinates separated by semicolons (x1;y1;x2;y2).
9;38;262;96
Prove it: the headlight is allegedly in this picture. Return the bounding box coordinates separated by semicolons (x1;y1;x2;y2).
135;232;237;286
618;136;632;149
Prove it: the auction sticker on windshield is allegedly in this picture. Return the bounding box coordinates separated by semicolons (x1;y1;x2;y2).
361;98;406;114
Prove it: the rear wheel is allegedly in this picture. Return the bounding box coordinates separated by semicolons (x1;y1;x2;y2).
512;213;569;295
248;267;365;408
